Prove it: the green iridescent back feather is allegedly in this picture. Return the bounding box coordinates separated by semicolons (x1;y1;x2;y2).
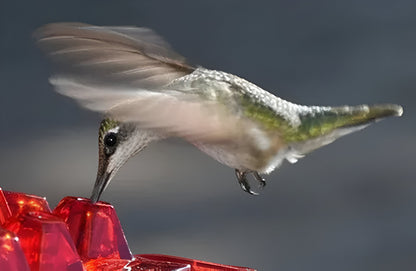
239;94;402;143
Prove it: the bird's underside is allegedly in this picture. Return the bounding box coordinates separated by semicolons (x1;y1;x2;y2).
34;22;403;200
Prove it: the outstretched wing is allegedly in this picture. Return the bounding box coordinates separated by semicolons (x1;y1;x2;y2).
36;23;246;144
49;76;243;144
35;22;194;92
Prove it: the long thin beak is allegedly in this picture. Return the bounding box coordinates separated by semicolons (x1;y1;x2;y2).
90;170;112;203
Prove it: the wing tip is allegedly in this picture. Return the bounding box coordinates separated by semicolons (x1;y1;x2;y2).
34;22;89;40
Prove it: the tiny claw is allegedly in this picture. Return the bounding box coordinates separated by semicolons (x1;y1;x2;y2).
235;169;259;195
253;172;266;189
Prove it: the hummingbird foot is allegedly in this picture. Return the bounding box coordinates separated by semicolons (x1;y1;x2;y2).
253;171;266;189
235;169;259;195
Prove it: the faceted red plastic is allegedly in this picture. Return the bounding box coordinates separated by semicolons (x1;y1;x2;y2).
3;211;84;271
138;254;256;271
84;258;130;271
84;257;191;271
127;256;191;271
53;197;132;261
2;190;51;217
0;227;30;271
0;188;256;271
0;188;12;225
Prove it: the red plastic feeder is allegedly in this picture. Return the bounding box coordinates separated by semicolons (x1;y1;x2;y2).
3;211;83;271
0;227;30;271
85;257;191;271
0;188;256;271
54;197;132;261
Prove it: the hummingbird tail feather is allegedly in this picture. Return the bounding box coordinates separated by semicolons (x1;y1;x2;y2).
287;103;403;156
330;104;403;126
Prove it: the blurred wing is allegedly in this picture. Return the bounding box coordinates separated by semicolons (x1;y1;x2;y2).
50;77;240;143
48;77;141;111
34;22;194;91
36;23;240;143
110;93;239;143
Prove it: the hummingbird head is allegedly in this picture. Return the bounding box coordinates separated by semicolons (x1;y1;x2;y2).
91;118;148;203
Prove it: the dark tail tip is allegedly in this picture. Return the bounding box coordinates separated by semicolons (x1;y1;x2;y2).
369;104;403;119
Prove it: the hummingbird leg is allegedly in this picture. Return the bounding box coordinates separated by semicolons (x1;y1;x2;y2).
235;169;259;195
253;171;266;189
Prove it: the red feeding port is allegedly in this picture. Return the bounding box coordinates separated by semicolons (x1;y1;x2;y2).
53;197;132;261
0;188;256;271
0;227;30;271
2;190;51;217
3;211;83;271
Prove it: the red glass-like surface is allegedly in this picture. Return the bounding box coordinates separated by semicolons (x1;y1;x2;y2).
0;188;12;225
85;257;191;271
0;227;30;271
54;197;132;261
84;258;130;271
138;254;256;271
3;211;84;271
2;190;51;217
0;188;256;271
127;256;191;271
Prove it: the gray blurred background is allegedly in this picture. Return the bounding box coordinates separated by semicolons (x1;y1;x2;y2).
0;1;415;270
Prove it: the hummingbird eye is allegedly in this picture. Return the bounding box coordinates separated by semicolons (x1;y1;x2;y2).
104;132;117;147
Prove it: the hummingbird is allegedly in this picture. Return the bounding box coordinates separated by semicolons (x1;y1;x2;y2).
35;23;403;203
